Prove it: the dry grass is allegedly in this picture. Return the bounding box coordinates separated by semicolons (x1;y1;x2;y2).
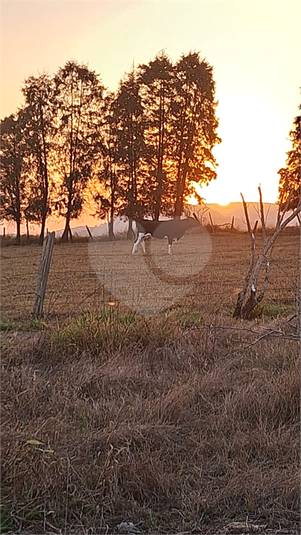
1;229;299;321
1;230;300;533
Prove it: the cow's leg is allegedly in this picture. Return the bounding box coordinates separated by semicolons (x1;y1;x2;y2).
168;236;173;255
132;232;145;254
141;233;152;255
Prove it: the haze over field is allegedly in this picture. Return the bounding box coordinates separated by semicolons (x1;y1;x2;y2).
51;202;297;237
1;0;300;206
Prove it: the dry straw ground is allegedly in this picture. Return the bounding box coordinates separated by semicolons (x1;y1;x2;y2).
1;230;300;534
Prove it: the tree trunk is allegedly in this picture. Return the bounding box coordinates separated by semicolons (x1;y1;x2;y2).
40;215;46;245
40;102;49;245
61;188;73;243
108;218;115;241
154;171;163;221
127;218;135;240
174;193;184;218
61;217;71;243
16;219;21;246
108;182;115;241
26;220;30;242
154;86;165;221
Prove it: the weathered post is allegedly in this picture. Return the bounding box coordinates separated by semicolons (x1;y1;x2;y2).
34;231;55;318
86;225;93;240
208;212;215;233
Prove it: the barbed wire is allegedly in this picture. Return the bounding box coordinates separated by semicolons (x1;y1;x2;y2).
2;234;299;320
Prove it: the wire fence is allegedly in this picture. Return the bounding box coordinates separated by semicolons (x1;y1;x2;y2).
1;232;299;321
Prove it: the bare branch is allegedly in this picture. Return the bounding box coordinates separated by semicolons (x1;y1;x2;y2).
258;186;267;242
240;192;251;234
252;220;258;234
234;189;301;319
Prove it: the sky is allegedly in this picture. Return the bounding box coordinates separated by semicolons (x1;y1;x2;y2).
0;0;300;205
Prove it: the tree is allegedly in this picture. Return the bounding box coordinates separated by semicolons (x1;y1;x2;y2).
138;51;174;219
21;73;55;244
113;68;147;238
277;115;301;211
93;92;120;241
171;52;220;217
53;61;104;242
0;112;27;245
234;187;301;320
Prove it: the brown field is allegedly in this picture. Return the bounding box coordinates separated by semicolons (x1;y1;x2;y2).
1;229;299;321
1;230;300;534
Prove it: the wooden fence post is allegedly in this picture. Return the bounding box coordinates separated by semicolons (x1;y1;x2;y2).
208;212;215;233
86;225;93;240
34;231;55;318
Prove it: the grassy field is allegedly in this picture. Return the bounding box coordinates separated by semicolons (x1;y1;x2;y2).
1;229;299;321
1;230;300;534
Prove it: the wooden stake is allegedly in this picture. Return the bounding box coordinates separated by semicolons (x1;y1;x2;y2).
34;231;55;318
86;225;93;240
208;212;215;233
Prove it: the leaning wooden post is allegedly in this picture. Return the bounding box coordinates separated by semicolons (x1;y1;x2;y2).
34;231;55;318
86;225;93;240
208;212;215;233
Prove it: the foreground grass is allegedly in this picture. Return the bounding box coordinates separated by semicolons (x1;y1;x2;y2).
1;310;300;534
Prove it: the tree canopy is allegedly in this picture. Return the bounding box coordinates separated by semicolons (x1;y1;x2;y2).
277;114;301;211
0;52;221;242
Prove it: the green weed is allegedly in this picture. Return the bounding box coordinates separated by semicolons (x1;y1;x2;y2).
0;316;15;332
252;302;294;320
0;505;13;533
166;305;204;327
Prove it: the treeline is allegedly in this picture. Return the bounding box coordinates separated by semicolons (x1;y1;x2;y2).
0;51;221;244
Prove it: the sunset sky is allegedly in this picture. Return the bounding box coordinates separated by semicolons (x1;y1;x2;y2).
1;0;300;206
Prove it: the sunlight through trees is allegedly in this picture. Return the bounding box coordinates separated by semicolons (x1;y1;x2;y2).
1;52;220;242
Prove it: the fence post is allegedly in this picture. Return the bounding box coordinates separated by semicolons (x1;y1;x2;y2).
34;231;55;318
86;225;93;240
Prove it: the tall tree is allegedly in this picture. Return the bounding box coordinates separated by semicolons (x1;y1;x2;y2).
138;51;174;219
53;61;104;242
0;112;27;245
21;73;55;244
94;92;120;241
277;114;300;211
113;69;147;238
171;52;220;217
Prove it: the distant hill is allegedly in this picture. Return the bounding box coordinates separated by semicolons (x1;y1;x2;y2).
68;203;297;238
201;202;283;230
